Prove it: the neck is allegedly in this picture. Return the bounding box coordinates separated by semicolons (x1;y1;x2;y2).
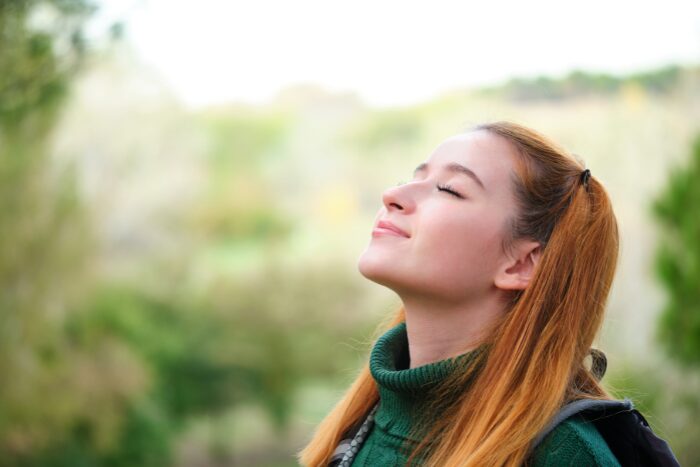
400;292;506;368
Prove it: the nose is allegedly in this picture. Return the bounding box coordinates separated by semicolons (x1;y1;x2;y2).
381;182;416;213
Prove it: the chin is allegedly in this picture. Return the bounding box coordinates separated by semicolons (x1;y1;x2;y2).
357;252;408;292
358;251;389;282
357;251;379;279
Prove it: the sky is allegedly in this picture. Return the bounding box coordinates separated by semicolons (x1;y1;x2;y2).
92;0;700;108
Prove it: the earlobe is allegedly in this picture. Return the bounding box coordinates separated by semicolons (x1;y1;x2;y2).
494;242;542;292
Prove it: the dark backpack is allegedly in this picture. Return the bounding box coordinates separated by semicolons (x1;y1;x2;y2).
531;398;680;467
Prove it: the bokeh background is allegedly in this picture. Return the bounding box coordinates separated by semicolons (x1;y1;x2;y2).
1;1;700;466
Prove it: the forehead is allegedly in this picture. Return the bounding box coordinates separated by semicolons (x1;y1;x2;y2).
426;131;519;191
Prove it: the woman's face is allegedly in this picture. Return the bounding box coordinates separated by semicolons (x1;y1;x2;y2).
357;130;521;303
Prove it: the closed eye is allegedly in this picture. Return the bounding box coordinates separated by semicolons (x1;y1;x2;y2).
437;183;464;199
395;180;465;199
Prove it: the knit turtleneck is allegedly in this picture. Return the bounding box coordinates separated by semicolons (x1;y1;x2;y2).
368;321;487;442
350;321;623;466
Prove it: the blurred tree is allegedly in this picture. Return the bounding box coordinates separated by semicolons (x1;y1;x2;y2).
651;134;700;365
0;0;135;463
1;6;369;460
0;0;92;127
640;135;700;466
48;258;375;465
194;109;293;243
202;110;288;172
349;109;423;154
486;65;685;102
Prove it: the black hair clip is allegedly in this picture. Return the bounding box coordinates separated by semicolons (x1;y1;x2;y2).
580;169;591;189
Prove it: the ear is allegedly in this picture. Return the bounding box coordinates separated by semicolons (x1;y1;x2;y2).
493;240;543;291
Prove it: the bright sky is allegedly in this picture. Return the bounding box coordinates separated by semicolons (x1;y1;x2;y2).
94;0;700;108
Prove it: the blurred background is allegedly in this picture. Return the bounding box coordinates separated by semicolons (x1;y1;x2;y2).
1;0;699;465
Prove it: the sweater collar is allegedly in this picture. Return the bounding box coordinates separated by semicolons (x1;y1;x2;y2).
369;321;488;440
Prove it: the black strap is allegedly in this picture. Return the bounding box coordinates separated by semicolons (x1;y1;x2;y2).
531;398;680;467
531;398;634;448
590;408;680;467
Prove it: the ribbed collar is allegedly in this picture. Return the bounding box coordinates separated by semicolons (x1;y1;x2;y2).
369;321;487;441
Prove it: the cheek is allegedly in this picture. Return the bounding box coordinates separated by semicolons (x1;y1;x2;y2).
418;212;505;275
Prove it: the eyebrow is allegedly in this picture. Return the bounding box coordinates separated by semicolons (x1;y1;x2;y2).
413;162;486;190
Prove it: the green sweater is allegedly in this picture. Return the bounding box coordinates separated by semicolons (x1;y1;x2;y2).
350;322;620;466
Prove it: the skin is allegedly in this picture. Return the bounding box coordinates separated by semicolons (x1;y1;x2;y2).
357;130;542;368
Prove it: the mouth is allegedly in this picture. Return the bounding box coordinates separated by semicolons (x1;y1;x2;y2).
373;220;410;238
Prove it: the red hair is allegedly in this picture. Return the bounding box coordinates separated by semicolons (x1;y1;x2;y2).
298;121;620;466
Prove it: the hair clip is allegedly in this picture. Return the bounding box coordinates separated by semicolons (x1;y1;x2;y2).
580;169;591;189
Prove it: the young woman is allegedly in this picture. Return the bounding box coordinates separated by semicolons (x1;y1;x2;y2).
298;121;643;466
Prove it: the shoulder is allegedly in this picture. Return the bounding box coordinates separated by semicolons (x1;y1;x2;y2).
529;414;620;467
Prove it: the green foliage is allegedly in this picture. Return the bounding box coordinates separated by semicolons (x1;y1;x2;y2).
605;363;700;466
196;260;377;426
7;256;375;466
24;398;172;467
0;2;142;465
605;364;664;425
0;0;94;128
481;65;683;102
8;277;301;465
0;6;372;460
348;108;424;153
192;109;294;243
651;134;700;366
67;287;238;418
202;110;289;172
192;181;294;242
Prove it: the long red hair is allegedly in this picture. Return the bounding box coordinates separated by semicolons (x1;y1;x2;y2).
298;121;620;466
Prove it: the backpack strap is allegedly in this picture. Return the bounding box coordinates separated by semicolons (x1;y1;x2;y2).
590;406;680;467
532;398;681;467
532;397;634;448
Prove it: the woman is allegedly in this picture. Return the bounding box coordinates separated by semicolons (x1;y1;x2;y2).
298;121;637;466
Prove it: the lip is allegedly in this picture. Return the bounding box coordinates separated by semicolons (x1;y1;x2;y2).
372;220;410;238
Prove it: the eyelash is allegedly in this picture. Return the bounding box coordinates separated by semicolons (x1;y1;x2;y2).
436;182;464;198
395;180;464;199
